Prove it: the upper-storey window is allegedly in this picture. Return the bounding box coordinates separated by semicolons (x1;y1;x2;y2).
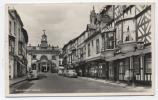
14;21;16;35
106;32;114;49
18;28;21;41
9;21;11;34
96;39;100;54
123;20;135;42
88;43;91;57
116;19;135;44
18;42;22;55
9;39;15;54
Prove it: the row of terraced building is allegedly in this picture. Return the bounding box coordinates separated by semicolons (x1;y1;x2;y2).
62;5;152;86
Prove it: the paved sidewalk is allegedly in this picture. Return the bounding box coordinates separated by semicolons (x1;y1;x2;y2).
79;76;151;91
9;76;27;86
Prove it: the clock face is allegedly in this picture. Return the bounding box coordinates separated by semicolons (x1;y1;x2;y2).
42;36;46;41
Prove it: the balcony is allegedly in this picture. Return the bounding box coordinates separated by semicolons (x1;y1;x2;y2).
101;48;115;58
101;26;115;33
117;41;137;53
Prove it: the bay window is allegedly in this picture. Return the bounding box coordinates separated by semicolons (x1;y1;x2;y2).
106;32;114;49
9;39;15;54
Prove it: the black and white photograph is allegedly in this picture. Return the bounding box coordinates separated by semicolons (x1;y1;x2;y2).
6;3;154;96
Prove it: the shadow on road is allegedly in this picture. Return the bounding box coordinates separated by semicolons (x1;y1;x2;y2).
10;82;34;94
38;74;47;80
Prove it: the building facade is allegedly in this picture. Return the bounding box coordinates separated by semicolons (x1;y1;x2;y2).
27;31;61;73
8;8;28;79
62;5;152;86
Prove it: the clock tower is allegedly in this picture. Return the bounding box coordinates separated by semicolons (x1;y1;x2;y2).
40;30;48;48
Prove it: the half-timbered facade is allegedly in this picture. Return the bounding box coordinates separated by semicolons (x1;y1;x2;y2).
104;5;152;85
62;5;152;86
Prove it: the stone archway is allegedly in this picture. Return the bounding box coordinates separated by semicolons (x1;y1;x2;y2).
38;55;52;72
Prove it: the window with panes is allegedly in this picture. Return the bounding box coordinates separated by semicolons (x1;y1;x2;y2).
96;39;100;54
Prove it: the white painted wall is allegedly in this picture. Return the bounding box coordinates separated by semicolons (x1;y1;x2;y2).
85;33;102;60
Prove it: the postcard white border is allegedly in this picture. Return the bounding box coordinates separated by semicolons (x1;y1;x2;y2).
3;1;156;97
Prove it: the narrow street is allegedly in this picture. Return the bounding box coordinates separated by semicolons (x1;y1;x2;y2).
10;73;150;94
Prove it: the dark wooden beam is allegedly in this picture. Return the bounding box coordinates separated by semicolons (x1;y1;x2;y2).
135;6;151;19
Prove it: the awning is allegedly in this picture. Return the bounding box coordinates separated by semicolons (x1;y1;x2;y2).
106;48;151;61
86;55;104;62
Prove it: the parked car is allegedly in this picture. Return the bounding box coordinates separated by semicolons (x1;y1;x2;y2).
27;65;39;80
57;66;64;76
63;69;67;76
65;69;77;78
58;70;63;75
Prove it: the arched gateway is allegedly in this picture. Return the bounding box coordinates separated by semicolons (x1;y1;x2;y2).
27;30;60;73
37;55;56;72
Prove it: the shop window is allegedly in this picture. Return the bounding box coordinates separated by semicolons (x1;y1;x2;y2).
124;58;130;72
119;62;124;74
109;62;113;77
145;54;151;73
32;64;36;70
133;56;140;74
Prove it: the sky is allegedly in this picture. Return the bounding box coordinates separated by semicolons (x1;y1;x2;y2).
9;3;105;48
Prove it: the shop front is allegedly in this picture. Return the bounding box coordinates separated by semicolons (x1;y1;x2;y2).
84;57;107;79
106;48;152;86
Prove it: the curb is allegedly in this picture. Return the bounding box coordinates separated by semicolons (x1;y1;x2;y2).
79;77;129;87
79;77;151;91
9;79;27;87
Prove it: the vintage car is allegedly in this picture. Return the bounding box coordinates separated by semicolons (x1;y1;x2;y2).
27;65;39;80
65;69;77;78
